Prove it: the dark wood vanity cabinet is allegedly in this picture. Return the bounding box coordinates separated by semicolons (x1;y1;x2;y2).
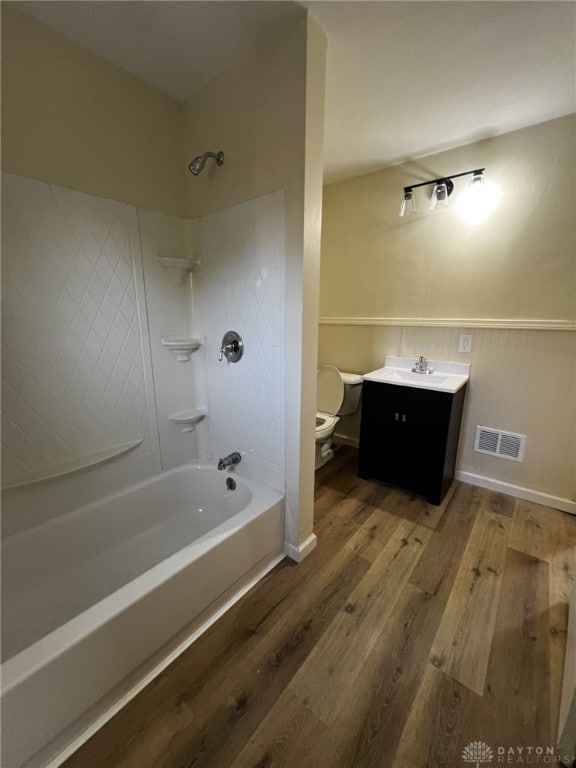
358;380;467;505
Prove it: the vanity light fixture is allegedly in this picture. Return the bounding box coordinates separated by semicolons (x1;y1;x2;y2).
398;168;485;216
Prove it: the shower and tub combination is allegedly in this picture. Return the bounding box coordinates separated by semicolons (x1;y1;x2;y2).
2;464;284;768
1;168;287;767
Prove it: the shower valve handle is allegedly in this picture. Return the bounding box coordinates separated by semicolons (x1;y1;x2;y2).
218;331;244;363
219;341;237;361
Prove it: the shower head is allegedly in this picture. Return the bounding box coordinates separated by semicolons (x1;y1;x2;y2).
188;151;225;176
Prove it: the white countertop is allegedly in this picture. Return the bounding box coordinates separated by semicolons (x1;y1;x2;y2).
362;356;470;394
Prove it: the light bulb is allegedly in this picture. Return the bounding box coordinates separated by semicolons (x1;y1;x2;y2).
456;173;501;224
430;182;449;210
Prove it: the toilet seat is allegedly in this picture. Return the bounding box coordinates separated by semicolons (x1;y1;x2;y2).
316;412;338;441
317;365;344;416
316;365;344;441
315;366;362;470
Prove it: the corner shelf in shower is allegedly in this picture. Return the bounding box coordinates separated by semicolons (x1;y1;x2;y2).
161;337;202;362
168;407;207;433
156;256;199;283
2;439;143;491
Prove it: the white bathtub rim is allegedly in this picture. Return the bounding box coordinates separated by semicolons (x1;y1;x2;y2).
4;496;286;768
2;475;284;693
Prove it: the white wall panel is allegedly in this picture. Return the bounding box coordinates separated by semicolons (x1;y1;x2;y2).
196;192;285;491
1;174;161;529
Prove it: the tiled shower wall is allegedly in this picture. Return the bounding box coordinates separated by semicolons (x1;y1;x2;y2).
197;191;285;492
0;175;191;531
2;176;286;530
1;175;161;500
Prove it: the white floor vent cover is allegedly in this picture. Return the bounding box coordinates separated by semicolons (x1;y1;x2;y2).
474;426;526;462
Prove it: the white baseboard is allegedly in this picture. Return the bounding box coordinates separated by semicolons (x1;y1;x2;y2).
284;533;318;562
326;441;575;516
334;433;359;448
455;470;576;515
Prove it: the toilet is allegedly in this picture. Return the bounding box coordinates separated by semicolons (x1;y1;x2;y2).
316;365;363;469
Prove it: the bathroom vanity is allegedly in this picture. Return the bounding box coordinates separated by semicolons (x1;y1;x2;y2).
358;357;469;505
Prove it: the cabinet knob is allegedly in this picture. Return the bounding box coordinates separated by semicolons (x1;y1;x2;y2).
394;412;399;421
402;414;407;422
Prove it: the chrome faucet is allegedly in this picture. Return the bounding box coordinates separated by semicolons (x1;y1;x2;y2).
217;451;242;471
412;355;433;374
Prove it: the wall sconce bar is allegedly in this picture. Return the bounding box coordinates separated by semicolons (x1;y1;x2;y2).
399;168;485;216
402;168;485;196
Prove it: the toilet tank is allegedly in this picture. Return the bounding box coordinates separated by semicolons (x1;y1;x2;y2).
338;372;363;415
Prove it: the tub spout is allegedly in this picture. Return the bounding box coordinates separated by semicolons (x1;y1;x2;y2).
217;452;242;470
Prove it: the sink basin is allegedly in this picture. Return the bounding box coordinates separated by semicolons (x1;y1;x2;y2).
389;370;449;385
362;357;470;394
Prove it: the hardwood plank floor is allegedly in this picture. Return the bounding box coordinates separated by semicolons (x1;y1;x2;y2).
63;446;576;768
428;504;510;695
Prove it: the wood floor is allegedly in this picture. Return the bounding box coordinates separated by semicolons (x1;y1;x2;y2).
63;446;576;768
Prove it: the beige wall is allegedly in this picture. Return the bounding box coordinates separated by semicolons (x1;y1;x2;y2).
1;5;185;216
299;16;328;544
319;116;576;503
321;116;575;323
184;17;305;219
184;11;327;550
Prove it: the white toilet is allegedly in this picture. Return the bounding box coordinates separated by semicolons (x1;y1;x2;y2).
316;365;363;469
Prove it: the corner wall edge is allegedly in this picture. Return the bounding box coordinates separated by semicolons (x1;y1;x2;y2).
285;533;318;562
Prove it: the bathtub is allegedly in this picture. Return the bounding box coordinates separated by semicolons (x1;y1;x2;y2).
1;463;285;768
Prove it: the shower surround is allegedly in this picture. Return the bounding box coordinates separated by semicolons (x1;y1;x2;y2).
2;174;285;522
1;173;287;767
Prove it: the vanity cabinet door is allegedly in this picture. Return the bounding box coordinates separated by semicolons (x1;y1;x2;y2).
358;380;466;504
358;382;411;488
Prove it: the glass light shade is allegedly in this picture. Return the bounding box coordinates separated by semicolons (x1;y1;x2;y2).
430;182;449;210
398;190;415;217
456;172;501;224
469;171;484;189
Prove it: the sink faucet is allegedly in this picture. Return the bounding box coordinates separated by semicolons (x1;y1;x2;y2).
412;355;433;374
217;451;242;471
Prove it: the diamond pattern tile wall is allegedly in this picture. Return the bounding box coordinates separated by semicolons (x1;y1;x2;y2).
197;191;285;491
1;174;158;484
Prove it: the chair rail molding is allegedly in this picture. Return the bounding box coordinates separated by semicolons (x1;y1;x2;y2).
319;316;576;331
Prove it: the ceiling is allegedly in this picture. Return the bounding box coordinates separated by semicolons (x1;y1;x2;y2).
13;1;576;184
308;1;576;182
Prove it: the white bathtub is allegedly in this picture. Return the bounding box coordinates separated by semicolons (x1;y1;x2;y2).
1;463;285;768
